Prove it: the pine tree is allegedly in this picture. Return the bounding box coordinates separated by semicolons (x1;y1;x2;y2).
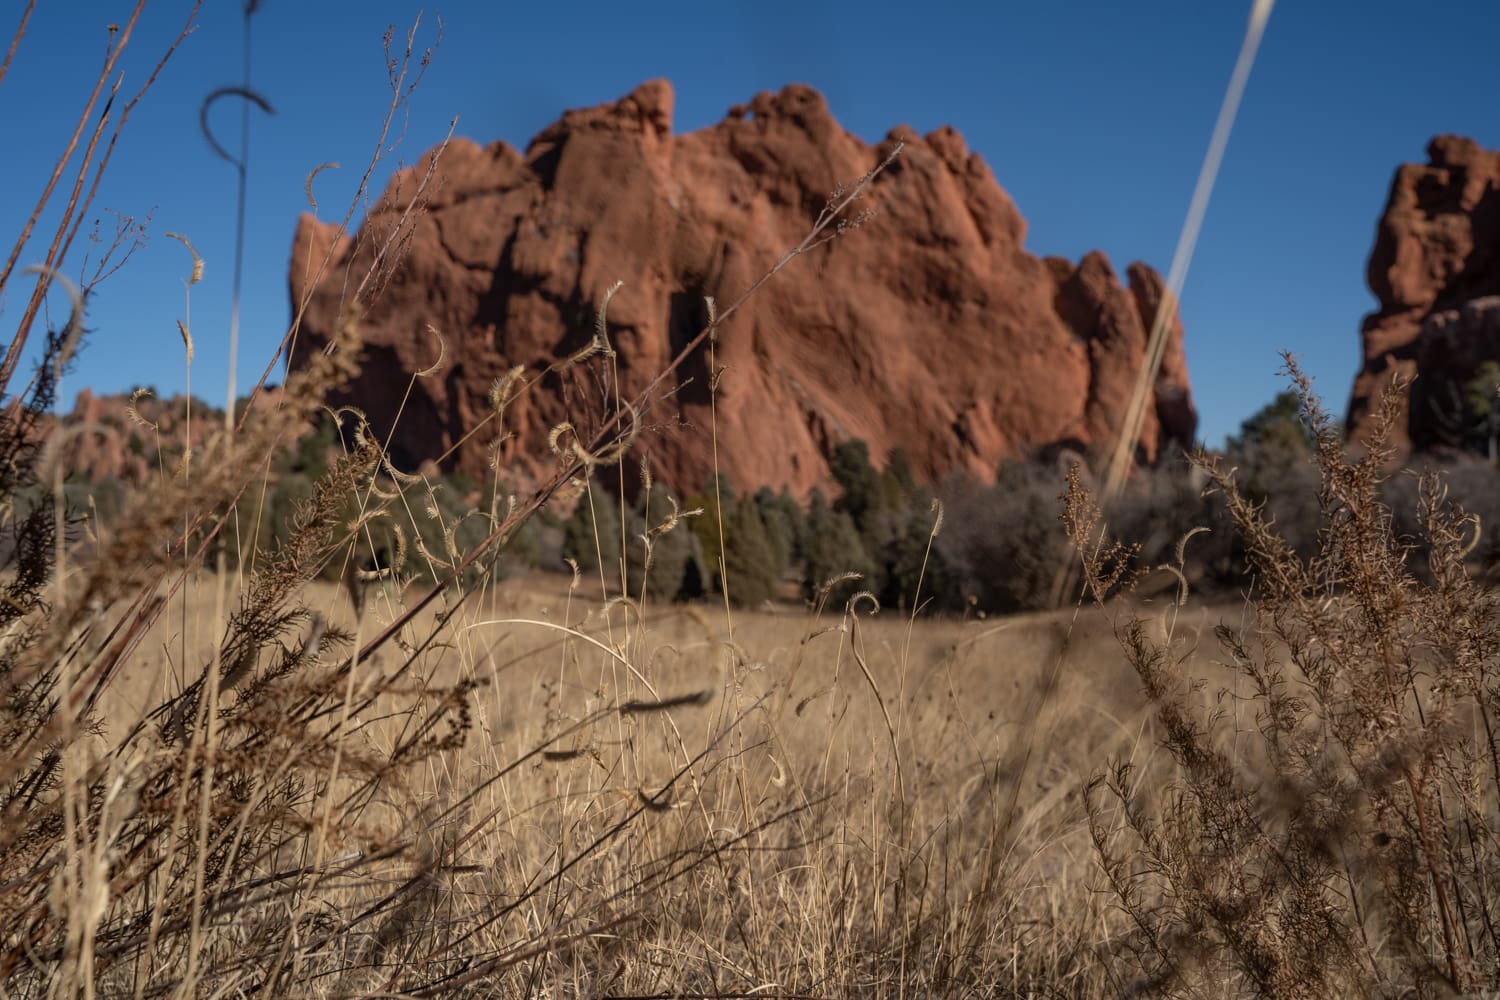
753;486;797;575
624;483;708;602
802;498;875;610
722;495;779;607
830;439;878;532
561;486;622;577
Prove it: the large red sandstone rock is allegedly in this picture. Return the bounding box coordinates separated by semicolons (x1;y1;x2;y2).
288;81;1196;498
1348;135;1500;451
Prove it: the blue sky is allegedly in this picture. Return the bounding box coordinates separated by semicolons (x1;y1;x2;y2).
4;0;1498;448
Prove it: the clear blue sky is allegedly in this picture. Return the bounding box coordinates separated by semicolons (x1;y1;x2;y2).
5;1;1499;448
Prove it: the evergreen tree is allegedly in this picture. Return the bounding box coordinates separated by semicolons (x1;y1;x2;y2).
1463;360;1500;462
722;495;779;607
876;498;949;612
686;472;733;580
830;439;878;531
624;483;708;602
884;447;917;494
753;486;798;575
561;487;622;577
802;499;875;610
1228;389;1315;456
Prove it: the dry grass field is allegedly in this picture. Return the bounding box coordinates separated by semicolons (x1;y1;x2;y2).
85;563;1197;995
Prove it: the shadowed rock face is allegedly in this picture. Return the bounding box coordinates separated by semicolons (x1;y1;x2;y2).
1348;136;1500;452
288;80;1195;498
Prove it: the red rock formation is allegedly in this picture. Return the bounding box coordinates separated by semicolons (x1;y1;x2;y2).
288;81;1195;498
50;387;289;487
1348;135;1500;451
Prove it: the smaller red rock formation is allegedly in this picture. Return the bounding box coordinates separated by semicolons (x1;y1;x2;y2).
1348;136;1500;451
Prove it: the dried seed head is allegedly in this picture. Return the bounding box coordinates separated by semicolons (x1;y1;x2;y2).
177;320;194;365
126;388;157;429
488;365;525;413
415;324;447;378
164;231;204;284
304;161;339;212
595;280;623;358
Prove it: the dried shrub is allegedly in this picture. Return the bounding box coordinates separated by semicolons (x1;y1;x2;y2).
1071;355;1500;997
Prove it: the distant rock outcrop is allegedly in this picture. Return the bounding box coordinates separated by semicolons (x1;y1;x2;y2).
288;80;1195;498
1348;135;1500;451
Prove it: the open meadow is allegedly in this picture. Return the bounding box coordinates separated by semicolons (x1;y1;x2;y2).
77;558;1226;996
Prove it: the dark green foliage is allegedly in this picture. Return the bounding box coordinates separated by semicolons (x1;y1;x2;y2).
753;486;801;574
623;483;709;602
685;473;732;576
562;487;623;577
883;447;918;496
874;500;948;611
830;439;878;531
802;493;875;609
721;495;779;607
291;411;339;481
1464;360;1500;461
1228;388;1316;455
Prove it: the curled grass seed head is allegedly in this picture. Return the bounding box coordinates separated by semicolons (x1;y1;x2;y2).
380;452;422;486
929;497;944;537
126;388;157;429
649;496;685;539
1175;525;1211;568
415;323;446;378
570;439;599;470
24;265;84;376
595;280;623;358
548;422;576;457
413;532;454;571
164;231;204;284
768;755;787;787
553;325;607;370
357;522;408;582
818;571;862;600
443;508;487;563
304;161;339;212
564;557;581;590
200;86;275;167
848;590;880;616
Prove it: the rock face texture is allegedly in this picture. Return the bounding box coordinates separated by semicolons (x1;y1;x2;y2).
1348;135;1500;451
288;81;1196;498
